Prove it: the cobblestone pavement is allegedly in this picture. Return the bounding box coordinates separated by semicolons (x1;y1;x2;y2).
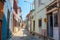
12;28;40;40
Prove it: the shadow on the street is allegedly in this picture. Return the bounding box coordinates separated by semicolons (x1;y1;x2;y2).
12;29;40;40
12;35;40;40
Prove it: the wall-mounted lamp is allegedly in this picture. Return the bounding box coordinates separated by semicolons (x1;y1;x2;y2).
44;18;47;22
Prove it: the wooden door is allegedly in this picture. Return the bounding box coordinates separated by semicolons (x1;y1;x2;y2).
47;13;53;37
0;20;2;40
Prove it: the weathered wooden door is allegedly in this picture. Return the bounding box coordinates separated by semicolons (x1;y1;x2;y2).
0;20;2;40
47;11;59;40
47;13;53;37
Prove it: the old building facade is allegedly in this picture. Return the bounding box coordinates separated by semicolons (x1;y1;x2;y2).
26;9;35;33
13;0;22;33
26;13;31;31
30;0;60;40
46;0;60;40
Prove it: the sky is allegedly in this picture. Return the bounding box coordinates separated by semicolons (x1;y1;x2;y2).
18;0;34;20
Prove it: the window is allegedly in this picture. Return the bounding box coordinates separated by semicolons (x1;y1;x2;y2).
33;20;35;31
39;19;42;27
54;13;58;27
38;0;41;7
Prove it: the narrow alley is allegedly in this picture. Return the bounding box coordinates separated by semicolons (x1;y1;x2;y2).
12;28;40;40
0;0;60;40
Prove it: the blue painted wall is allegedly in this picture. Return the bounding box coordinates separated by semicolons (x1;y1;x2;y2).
2;14;7;40
2;0;13;40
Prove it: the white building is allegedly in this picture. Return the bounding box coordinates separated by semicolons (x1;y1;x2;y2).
34;0;60;40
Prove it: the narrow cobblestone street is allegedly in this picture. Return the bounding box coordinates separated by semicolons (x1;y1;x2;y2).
0;0;60;40
12;28;40;40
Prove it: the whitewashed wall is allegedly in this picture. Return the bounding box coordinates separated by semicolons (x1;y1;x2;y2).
34;0;55;33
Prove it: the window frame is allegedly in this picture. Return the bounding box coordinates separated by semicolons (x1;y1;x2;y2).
53;12;58;27
38;18;42;28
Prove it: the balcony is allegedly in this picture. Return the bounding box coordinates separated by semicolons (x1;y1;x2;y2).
46;1;57;11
